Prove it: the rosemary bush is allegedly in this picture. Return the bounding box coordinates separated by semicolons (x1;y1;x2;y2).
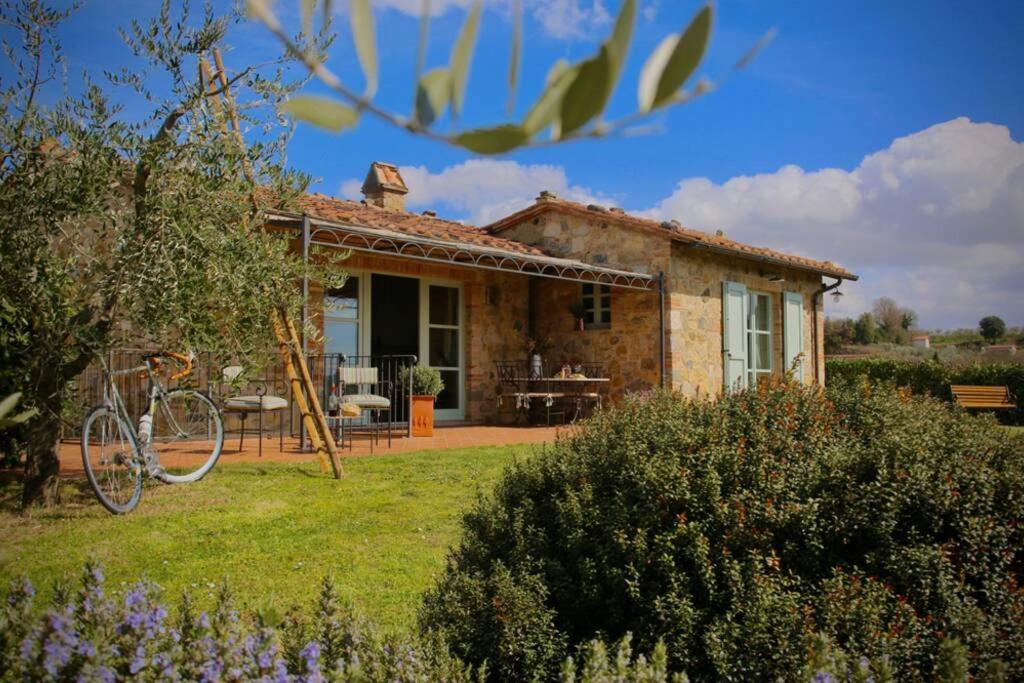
421;381;1024;681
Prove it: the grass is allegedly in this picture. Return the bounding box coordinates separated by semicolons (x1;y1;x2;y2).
0;445;535;633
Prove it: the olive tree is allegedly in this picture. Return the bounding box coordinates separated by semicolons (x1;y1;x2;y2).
0;0;339;507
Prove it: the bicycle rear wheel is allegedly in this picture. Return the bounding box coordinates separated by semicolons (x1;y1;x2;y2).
150;389;224;483
81;405;142;514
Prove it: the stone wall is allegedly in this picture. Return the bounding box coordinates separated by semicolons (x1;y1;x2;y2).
531;278;662;399
666;243;824;397
497;209;669;402
494;206;670;275
497;208;828;400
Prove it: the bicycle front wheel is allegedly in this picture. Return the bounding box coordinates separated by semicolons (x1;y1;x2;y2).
150;389;224;483
81;405;142;514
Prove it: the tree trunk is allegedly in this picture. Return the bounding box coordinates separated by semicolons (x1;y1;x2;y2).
21;410;62;508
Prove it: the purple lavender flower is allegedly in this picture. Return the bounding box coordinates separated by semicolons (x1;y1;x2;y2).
7;577;35;607
300;641;322;676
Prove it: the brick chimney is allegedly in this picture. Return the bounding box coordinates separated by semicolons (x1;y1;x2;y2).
361;161;408;211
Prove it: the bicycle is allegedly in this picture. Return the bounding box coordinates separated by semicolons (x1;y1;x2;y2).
81;351;225;514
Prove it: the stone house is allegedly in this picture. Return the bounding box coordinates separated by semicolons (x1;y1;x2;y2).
265;162;857;424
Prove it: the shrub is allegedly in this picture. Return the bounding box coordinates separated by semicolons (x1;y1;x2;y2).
421;382;1024;681
399;365;444;398
826;357;1024;424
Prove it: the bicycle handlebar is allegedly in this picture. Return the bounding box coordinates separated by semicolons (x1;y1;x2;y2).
140;351;194;380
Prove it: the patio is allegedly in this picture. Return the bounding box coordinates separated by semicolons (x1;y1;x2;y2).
56;424;564;479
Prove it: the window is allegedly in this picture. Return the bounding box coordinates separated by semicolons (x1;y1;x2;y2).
324;276;360;357
746;291;772;386
580;283;612;328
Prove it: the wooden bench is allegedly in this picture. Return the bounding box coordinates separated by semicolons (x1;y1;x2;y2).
950;385;1017;411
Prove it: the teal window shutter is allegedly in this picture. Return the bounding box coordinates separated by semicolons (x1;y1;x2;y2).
722;281;748;390
783;292;805;381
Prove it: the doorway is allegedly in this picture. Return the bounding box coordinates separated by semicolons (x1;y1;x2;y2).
371;274;419;358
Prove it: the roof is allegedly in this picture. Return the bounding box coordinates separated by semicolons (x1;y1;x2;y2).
485;195;857;280
277;193;657;290
300;193;548;258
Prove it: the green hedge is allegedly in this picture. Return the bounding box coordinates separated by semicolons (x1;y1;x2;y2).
826;358;1024;423
421;383;1024;681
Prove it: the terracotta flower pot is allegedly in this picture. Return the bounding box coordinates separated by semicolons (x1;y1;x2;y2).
411;395;435;437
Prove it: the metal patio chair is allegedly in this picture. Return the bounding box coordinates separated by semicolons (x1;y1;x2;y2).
337;364;392;451
220;365;288;457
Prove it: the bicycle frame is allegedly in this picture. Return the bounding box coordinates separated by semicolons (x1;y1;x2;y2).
99;359;178;462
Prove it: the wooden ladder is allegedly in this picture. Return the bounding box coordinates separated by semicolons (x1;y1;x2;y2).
201;49;342;480
273;309;343;478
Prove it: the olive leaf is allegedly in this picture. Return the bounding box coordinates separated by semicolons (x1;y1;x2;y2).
448;0;482;118
558;0;635;137
507;0;521;116
638;3;712;112
349;0;378;97
415;67;451;127
454;124;529;155
0;393;37;430
522;59;576;136
281;96;360;131
559;50;611;137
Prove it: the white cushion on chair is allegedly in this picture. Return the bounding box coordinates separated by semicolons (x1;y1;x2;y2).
224;395;288;411
341;394;390;409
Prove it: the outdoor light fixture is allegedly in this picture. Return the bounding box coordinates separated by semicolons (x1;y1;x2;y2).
832;289;844;303
765;273;786;283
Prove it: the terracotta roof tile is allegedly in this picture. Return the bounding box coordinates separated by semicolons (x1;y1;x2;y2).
485;196;858;280
298;193;549;258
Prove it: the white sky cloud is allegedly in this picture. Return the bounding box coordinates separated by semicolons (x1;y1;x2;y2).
363;0;611;39
644;118;1024;328
339;118;1024;329
341;158;616;224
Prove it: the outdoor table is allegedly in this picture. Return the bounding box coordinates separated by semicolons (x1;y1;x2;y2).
527;377;610;423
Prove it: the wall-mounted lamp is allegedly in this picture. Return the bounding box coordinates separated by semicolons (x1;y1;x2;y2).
831;290;844;303
764;273;786;283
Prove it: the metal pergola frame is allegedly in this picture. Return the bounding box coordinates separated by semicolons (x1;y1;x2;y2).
267;211;658;291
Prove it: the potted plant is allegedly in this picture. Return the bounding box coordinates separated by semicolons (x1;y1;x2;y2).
568;301;586;332
400;365;444;437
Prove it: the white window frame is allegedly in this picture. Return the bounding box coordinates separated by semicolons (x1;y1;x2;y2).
746;290;773;387
323;271;369;357
419;279;465;421
580;283;612;329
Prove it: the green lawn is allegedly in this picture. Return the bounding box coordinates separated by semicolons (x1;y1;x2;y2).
0;445;534;633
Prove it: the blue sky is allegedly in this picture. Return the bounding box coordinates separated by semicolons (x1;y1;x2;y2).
18;0;1024;329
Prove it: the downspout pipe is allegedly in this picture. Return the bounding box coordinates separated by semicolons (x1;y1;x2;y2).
658;271;666;388
811;277;843;384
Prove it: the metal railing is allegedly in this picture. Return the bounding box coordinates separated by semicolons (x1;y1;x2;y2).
65;349;419;446
301;354;418;441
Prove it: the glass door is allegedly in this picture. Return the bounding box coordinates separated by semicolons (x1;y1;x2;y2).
421;283;463;420
746;291;772;387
